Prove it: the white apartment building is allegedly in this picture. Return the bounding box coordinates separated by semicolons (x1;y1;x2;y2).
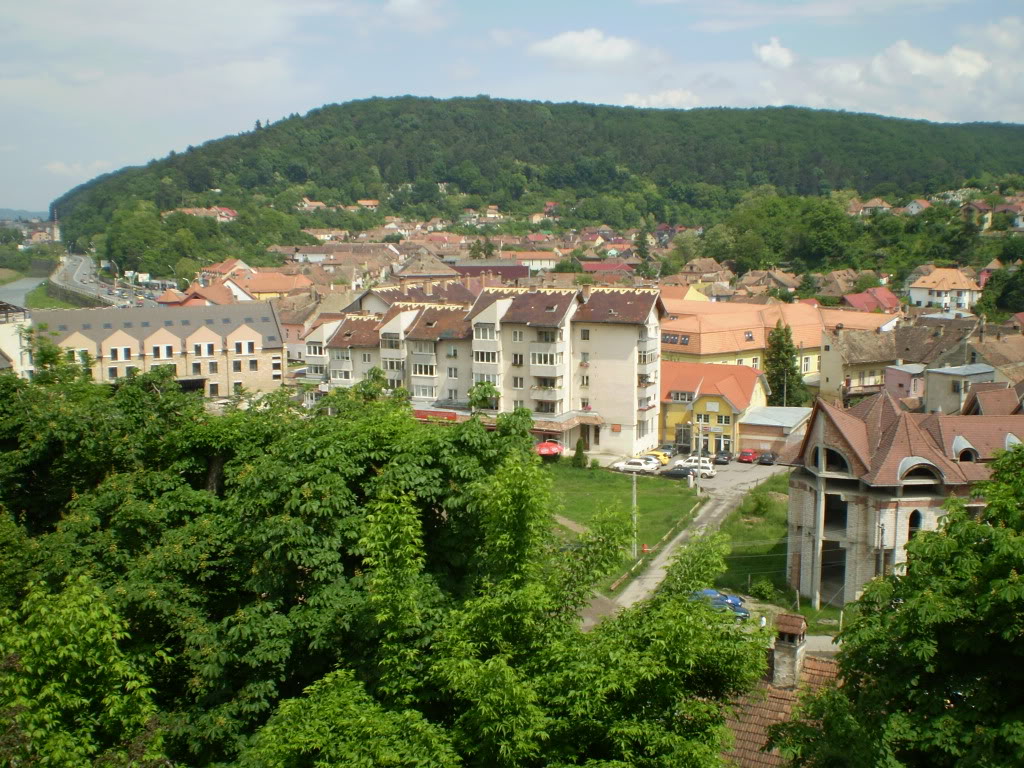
299;287;665;457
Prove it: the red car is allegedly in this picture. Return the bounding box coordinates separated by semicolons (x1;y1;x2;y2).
737;449;760;463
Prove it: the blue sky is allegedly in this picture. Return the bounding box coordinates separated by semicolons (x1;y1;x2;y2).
3;0;1022;211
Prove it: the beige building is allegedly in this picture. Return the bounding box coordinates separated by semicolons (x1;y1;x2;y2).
30;303;285;397
0;302;31;376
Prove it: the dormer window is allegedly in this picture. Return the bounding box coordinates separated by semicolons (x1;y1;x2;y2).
744;331;754;341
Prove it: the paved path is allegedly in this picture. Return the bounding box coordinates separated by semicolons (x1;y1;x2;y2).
0;277;45;308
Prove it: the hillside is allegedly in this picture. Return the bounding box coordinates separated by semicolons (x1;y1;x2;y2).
52;96;1024;249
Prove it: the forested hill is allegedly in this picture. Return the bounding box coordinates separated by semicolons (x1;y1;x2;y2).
53;96;1024;242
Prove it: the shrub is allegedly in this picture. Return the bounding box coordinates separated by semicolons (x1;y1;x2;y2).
590;458;600;470
572;438;587;468
751;577;779;602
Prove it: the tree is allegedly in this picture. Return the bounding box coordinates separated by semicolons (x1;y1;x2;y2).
769;445;1024;767
764;320;809;406
552;257;582;273
572;437;587;468
851;272;881;293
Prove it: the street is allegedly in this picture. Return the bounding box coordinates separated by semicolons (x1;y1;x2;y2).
53;254;160;308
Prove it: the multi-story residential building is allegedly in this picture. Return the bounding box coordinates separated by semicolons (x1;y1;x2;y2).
922;363;997;415
29;303;285;396
299;286;665;457
0;301;31;376
786;392;1024;608
907;267;982;310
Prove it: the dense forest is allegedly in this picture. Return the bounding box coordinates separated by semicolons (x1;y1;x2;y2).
51;97;1024;270
0;341;768;766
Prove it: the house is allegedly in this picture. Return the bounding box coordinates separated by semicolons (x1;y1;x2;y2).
736;270;801;294
724;614;839;768
738;406;812;455
660;362;768;455
959;380;1022;416
859;197;892;216
841;285;901;313
580;260;633;276
961;200;993;230
884;363;927;408
786;391;1024;607
511;251;561;271
356;199;380;211
923;363;997;415
29;303;285;397
297;197;328;212
907;267;981;310
815;268;875;297
223;271;314;301
979;258;1004;288
905;199;931;215
0;301;31;376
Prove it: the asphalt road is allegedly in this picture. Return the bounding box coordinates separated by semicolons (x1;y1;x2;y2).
0;277;46;308
55;254;159;308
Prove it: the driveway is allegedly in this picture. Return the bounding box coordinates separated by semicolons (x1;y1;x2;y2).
692;461;789;493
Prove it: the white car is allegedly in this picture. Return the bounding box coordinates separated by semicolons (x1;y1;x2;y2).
671;456;717;478
612;458;659;474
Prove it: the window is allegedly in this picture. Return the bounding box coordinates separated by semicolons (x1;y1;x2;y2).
581;398;590;409
362;352;372;363
447;367;458;378
670;391;694;402
513;400;525;409
384;359;403;371
448;389;459;400
307;364;325;375
413;385;436;398
381;336;401;350
531;352;559;366
638;396;653;410
513;376;524;389
662;333;679;344
537;330;556;343
331;369;352;380
952;381;961;393
125;366;137;376
208;361;218;374
581;352;590;363
638;418;650;438
473;373;498;385
535;401;558;414
192;362;202;375
413;341;433;354
816;355;820;370
744;331;754;341
446;345;458;358
474;350;498;363
151;344;174;360
232;360;242;372
107;366;118;379
474;324;495;340
388;379;403;390
717;415;731;425
736;358;744;366
193;343;214;357
330;349;350;360
233;382;243;393
209;383;219;396
412;364;436;377
637;350;657;365
580;328;590;340
110;348;119;361
680;335;689;345
512;353;524;366
581;375;590;387
512;330;524;342
802;356;810;373
236;341;255;355
696;413;711;424
248;359;258;371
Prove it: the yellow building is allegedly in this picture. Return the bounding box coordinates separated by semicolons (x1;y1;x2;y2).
660;361;769;454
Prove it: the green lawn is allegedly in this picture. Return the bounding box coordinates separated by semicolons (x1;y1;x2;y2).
24;283;77;309
0;268;21;286
715;472;790;597
545;460;699;592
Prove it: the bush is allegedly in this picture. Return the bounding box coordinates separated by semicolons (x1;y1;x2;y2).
751;577;780;602
590;458;600;470
572;438;587;468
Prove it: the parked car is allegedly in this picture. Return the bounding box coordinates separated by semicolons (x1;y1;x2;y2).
660;465;695;480
691;588;745;608
757;451;778;465
689;590;750;620
657;443;677;456
737;449;760;463
638;450;671;465
713;450;732;465
612;458;659;474
671;456;717;478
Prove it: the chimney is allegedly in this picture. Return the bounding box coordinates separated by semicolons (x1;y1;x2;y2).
424;281;433;296
772;613;808;689
581;283;592;301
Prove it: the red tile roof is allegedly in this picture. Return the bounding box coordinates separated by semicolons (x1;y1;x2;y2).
660;362;765;411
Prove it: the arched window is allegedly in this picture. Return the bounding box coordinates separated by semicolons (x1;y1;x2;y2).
903;465;941;481
810;446;821;469
909;510;922;539
958;449;977;462
824;448;850;473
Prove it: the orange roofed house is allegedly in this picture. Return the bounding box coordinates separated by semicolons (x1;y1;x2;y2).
786;391;1024;608
908;267;981;311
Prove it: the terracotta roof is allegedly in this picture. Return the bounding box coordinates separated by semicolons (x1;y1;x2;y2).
774;614;806;635
971;388;1020;415
910;267;981;292
228;272;314;294
501;289;578;327
842;286;900;313
573;288;661;325
581;260;634;273
324;315;381;349
660;362;765;411
371;281;478;307
186;282;239;305
724;656;839;768
396;251;460;278
404;306;472;341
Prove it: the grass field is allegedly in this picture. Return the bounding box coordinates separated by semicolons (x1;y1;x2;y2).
0;268;21;286
545;460;699;592
716;471;790;597
24;283;77;309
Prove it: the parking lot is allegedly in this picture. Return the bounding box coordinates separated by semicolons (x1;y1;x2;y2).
687;459;788;493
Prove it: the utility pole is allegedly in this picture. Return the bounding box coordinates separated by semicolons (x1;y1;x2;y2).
631;472;638;559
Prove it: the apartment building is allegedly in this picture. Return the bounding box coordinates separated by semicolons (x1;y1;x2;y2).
299;287;665;457
29;304;285;395
0;301;31;376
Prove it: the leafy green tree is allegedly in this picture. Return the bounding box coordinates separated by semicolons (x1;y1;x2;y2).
770;445;1024;767
0;226;21;245
0;575;168;766
572;437;587;468
851;272;881;293
764;321;809;406
552;257;582;273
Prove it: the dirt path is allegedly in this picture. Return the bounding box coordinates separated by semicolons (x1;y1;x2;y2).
554;514;588;535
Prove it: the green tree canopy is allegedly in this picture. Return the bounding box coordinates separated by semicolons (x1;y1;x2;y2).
764;321;810;406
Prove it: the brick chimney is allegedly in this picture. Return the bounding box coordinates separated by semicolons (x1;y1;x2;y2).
772;613;808;689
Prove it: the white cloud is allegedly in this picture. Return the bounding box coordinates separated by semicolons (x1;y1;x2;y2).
529;28;639;66
382;0;448;32
870;40;990;84
488;27;527;47
44;160;112;176
624;88;700;108
754;37;795;69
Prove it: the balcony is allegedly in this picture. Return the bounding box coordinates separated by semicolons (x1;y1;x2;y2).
637;375;657;388
531;386;564;400
529;340;566;357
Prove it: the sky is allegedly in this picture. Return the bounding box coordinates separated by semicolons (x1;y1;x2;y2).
3;0;1023;212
